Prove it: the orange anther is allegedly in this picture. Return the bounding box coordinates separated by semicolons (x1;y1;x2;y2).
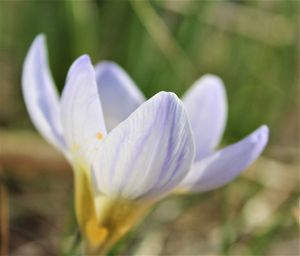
96;132;104;140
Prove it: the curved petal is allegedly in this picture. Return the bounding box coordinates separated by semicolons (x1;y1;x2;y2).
92;92;195;200
95;61;145;131
182;74;227;161
180;125;269;192
22;34;67;153
60;55;107;163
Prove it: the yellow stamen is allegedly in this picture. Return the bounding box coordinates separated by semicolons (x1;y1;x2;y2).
96;132;104;140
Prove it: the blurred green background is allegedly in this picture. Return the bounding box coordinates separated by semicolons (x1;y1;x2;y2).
0;0;299;255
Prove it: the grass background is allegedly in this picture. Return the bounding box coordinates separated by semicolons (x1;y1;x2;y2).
0;0;299;255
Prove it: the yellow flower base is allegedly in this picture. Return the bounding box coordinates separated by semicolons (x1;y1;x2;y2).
73;163;153;255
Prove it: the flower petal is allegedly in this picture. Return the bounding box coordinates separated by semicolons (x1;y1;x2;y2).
92;92;195;200
22;35;67;153
95;61;145;131
182;74;227;161
180;125;269;192
60;55;107;163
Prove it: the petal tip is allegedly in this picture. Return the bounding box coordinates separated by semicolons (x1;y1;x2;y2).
189;74;227;100
155;91;181;106
27;34;47;58
71;54;92;70
246;125;269;160
159;91;178;98
252;125;269;143
260;124;269;134
34;34;46;44
33;33;46;43
78;54;91;65
201;73;222;82
66;54;93;81
256;125;269;146
199;74;224;88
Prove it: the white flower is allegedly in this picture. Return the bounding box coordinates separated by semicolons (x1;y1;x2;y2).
22;34;269;252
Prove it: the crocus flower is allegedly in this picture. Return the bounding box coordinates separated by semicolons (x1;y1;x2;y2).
22;35;195;253
22;34;269;254
95;62;269;193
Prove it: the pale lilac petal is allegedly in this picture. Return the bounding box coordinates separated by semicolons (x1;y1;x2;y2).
95;61;145;131
182;74;227;161
60;55;107;163
22;35;67;153
92;92;195;200
180;125;269;192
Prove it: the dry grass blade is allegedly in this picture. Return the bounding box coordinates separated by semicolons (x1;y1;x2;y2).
0;184;9;256
0;130;70;178
159;1;296;47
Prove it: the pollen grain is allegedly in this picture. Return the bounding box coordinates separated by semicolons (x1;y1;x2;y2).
96;132;104;140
